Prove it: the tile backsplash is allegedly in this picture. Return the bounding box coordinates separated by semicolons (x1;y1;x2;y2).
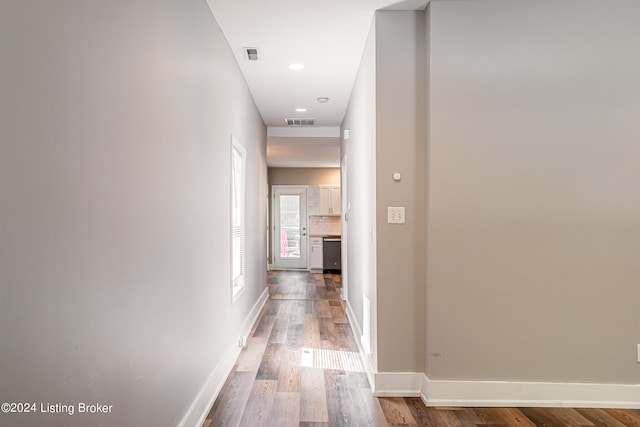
309;215;341;235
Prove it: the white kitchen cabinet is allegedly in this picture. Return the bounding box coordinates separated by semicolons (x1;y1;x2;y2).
319;186;341;216
309;237;323;271
307;185;319;216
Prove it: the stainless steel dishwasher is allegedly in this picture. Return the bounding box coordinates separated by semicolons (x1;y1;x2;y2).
322;236;341;272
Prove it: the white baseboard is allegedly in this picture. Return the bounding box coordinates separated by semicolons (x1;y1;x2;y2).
420;374;430;406
345;300;376;390
178;288;269;427
424;377;640;409
372;372;640;409
373;372;423;397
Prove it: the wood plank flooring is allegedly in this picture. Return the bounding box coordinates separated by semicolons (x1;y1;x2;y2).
203;271;640;426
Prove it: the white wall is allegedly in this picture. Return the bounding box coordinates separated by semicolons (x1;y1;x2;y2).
341;19;379;371
0;1;267;426
428;0;640;384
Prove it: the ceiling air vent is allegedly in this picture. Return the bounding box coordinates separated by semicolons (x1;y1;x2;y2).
285;118;316;126
244;47;259;61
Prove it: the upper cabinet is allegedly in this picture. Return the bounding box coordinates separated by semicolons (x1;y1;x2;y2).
307;185;320;216
319;185;341;216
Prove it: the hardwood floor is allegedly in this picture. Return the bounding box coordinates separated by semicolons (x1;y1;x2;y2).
203;271;640;426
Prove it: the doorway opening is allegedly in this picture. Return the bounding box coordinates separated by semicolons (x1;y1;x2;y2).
272;186;308;270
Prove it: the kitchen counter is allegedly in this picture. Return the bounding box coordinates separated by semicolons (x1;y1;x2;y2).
309;233;341;238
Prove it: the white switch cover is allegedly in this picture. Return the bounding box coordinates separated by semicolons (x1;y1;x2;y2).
387;207;405;224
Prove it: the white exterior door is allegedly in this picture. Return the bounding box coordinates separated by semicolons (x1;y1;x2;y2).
273;186;308;270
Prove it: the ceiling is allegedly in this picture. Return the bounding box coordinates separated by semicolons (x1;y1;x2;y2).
206;0;428;167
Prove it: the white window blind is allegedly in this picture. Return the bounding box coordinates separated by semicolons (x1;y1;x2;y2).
231;137;246;301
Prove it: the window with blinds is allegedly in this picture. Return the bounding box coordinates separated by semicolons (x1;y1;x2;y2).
231;136;246;301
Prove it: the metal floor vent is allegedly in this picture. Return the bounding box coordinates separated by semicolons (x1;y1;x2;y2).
300;347;364;372
285;118;316;126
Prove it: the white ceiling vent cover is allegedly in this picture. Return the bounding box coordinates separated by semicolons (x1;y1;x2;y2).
244;47;259;61
285;118;316;126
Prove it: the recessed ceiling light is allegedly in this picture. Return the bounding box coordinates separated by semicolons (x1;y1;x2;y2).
295;108;307;112
288;63;304;71
317;97;330;103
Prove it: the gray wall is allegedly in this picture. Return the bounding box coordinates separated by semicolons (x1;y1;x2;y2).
0;1;267;426
427;0;640;384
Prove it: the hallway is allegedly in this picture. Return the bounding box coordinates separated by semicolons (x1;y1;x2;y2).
3;2;639;425
202;271;640;426
202;270;389;425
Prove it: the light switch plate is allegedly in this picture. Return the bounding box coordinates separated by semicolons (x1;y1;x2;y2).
387;207;405;224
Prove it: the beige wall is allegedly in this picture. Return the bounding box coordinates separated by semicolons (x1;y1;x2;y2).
268;167;340;186
375;11;427;373
0;1;267;425
345;0;640;392
427;0;640;384
342;10;428;375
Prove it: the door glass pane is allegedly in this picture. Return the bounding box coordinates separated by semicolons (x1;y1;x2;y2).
280;195;300;258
